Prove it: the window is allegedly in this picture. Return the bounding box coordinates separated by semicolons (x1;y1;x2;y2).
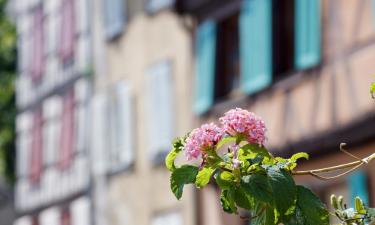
109;81;134;171
194;0;321;113
58;90;75;170
214;12;240;101
30;7;44;82
60;208;71;225
103;0;126;40
145;60;174;162
272;0;295;77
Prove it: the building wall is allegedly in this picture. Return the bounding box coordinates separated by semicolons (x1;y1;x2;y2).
96;9;196;225
186;0;375;225
13;0;93;224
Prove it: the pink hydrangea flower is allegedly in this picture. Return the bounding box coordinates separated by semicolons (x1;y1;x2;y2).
184;123;223;160
219;108;266;145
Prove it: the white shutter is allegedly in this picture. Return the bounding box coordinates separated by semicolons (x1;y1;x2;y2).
110;81;133;171
71;197;91;225
75;35;91;74
75;79;89;153
16;113;32;177
75;0;89;34
91;93;109;175
152;212;182;225
40;207;60;225
14;216;32;225
145;60;174;160
146;0;175;14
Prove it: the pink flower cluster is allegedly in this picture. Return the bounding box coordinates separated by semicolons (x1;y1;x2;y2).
184;108;267;160
184;123;223;160
219;108;266;146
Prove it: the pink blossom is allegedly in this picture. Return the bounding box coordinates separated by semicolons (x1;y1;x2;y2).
184;123;223;160
219;108;266;145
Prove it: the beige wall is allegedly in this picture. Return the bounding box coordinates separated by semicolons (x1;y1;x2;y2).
103;11;196;225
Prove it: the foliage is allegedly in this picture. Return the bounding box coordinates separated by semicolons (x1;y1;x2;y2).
331;195;375;225
165;107;375;224
0;0;16;184
371;82;375;99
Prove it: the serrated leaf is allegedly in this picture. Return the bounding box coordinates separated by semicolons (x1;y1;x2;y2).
251;203;276;225
195;167;215;188
233;187;253;210
241;174;273;205
267;167;297;218
290;152;309;162
165;137;185;171
220;190;238;214
170;165;199;200
216;136;236;150
215;171;235;190
285;185;329;225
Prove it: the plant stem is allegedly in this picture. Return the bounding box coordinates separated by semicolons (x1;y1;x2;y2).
292;153;375;176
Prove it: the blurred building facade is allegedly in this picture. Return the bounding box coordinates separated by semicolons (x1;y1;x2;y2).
10;0;375;225
13;0;93;224
176;0;375;224
90;0;197;225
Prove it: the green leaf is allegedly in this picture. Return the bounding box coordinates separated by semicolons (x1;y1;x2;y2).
232;187;253;210
251;203;276;225
290;152;309;162
367;208;375;218
220;190;238;214
370;82;375;98
240;144;272;161
170;165;199;200
195;167;215;188
165;137;185;171
215;171;235;190
216;136;236;150
241;174;273;205
285;185;329;225
267;167;297;218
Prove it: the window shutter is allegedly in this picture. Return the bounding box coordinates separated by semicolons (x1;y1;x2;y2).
103;0;126;40
152;212;182;225
194;20;217;114
239;0;272;95
348;170;369;207
146;61;174;161
59;0;76;62
294;0;321;70
71;197;91;225
40;207;59;225
111;81;134;170
14;216;32;225
91;94;109;175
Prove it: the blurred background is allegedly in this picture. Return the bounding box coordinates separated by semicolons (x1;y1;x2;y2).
0;0;374;224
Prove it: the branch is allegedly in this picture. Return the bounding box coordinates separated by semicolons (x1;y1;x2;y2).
292;153;375;177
